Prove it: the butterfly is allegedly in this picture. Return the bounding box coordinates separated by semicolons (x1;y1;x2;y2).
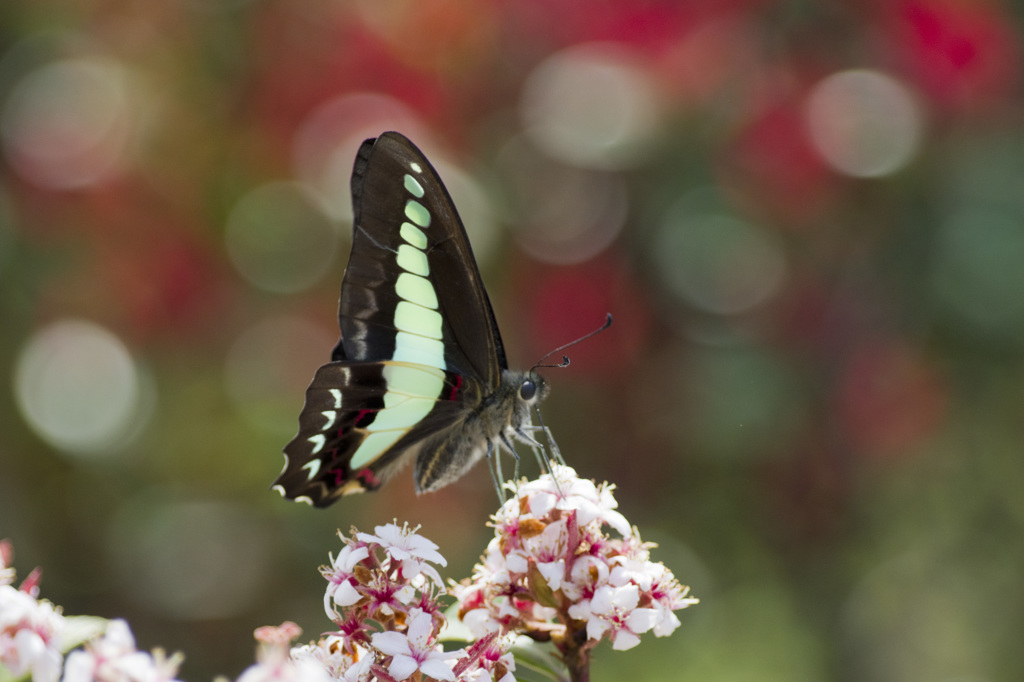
273;132;550;507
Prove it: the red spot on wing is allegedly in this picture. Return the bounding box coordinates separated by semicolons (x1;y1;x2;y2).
446;374;463;401
355;468;381;488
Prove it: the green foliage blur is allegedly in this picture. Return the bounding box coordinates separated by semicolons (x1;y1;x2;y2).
3;1;1024;680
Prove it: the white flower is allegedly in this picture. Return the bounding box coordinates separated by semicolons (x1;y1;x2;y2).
235;655;331;682
502;466;629;535
0;585;65;682
567;584;658;651
357;524;446;589
370;609;461;681
650;576;698;637
323;544;370;616
521;520;569;591
62;619;182;682
609;558;657;592
547;468;629;536
460;607;502;640
560;554;611;602
459;467;698;658
290;638;372;682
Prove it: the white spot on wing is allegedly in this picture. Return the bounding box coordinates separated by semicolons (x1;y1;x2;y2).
404;200;431;227
302;457;322;480
307;434;326;455
410;162;423;173
321;410;337;429
329;389;342;409
404;174;425;198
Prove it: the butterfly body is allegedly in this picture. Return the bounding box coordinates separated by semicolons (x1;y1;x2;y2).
274;132;546;507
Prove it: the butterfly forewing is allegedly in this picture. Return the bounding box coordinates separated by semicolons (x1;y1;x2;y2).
338;133;507;383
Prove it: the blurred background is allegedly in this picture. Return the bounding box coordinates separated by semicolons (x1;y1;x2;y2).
2;1;1023;680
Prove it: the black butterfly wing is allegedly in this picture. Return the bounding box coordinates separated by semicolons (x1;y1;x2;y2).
274;361;482;506
275;132;505;505
336;132;508;382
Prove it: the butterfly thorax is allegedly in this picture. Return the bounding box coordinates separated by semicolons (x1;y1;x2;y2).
413;369;547;493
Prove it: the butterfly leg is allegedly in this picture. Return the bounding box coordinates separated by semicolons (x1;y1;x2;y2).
485;440;512;504
534;405;565;465
499;431;524;490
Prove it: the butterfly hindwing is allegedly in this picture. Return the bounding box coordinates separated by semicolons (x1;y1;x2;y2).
275;360;481;506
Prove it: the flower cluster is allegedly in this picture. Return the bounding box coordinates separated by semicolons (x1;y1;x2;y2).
452;465;697;668
1;541;65;682
0;540;182;682
241;524;514;682
4;469;697;682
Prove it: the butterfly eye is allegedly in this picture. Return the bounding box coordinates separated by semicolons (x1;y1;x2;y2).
519;380;537;401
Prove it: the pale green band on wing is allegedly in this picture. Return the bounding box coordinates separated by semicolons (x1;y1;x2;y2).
404;174;425;198
366;396;437;431
350;363;444;468
350;431;403;469
400;222;428;249
383;362;445;397
395;301;443;339
393;331;446;369
405;199;431;227
396;272;438;309
396;244;429;276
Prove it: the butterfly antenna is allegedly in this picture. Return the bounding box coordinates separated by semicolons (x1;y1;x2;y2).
530;313;613;372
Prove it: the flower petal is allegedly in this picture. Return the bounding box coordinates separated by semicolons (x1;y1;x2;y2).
611;629;641;651
419;657;458;681
387;653;419;681
371;631;412;657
